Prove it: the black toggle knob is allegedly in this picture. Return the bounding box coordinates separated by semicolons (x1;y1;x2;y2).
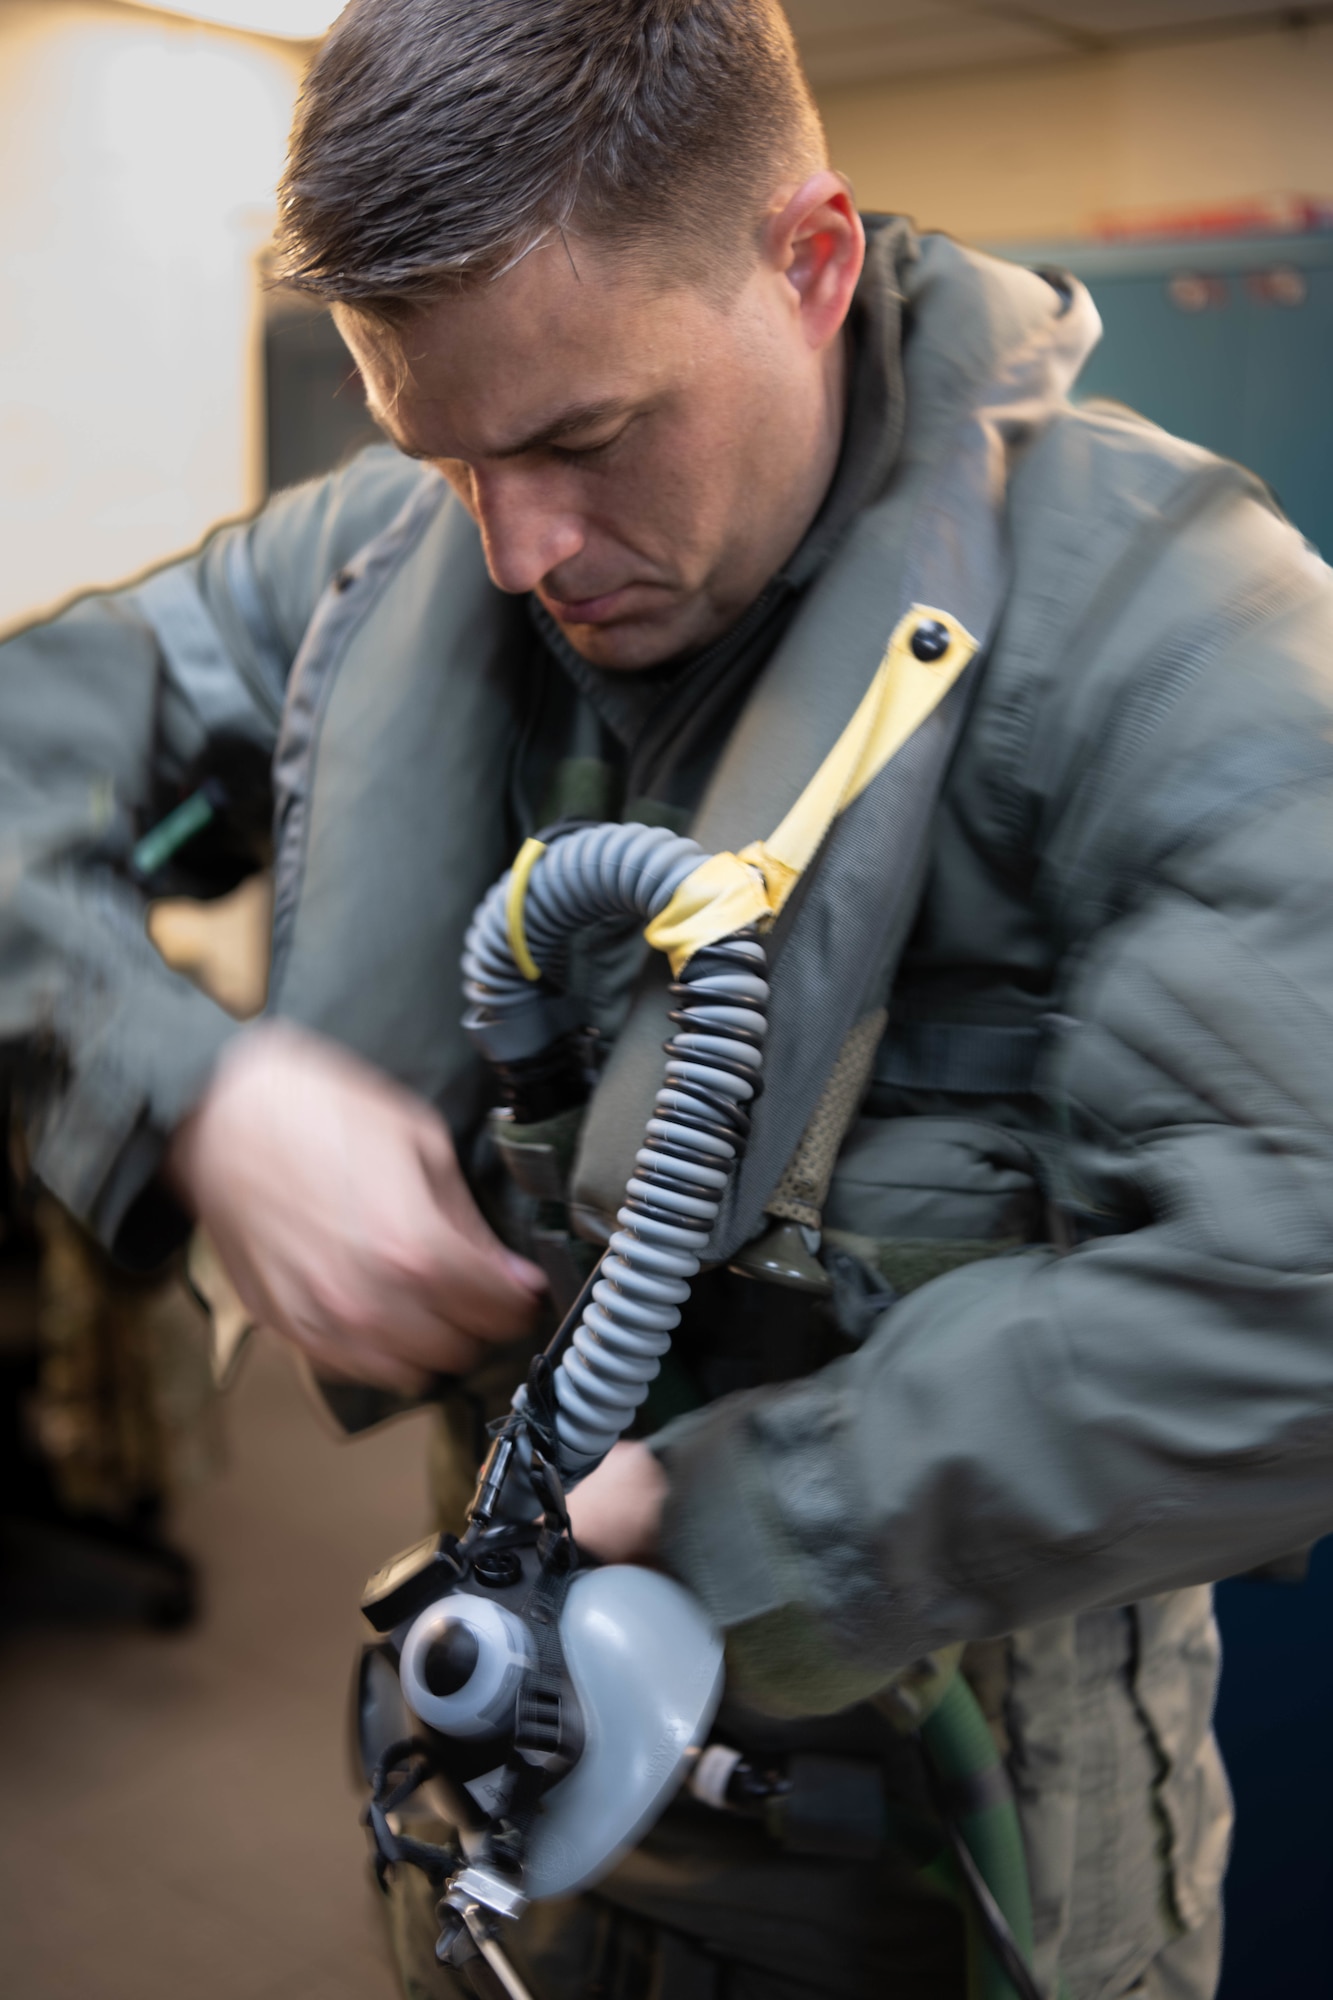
473;1548;523;1590
423;1621;480;1697
910;619;950;662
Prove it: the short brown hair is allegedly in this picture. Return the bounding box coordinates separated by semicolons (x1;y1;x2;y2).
276;0;825;317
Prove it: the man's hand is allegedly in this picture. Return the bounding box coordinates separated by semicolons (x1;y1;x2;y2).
167;1022;546;1393
566;1440;667;1565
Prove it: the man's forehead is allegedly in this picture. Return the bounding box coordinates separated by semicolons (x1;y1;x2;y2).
364;387;643;464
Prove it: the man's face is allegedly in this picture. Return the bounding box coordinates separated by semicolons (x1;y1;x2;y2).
338;231;848;668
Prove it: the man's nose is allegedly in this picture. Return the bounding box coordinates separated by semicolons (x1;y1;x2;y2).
472;469;585;596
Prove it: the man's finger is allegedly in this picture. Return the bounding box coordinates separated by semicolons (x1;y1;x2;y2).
406;1228;547;1342
381;1175;546;1341
416;1125;548;1300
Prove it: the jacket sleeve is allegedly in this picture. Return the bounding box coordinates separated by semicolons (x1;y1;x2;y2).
0;445;422;1261
650;484;1333;1717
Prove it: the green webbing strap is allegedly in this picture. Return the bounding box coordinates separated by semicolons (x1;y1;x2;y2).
919;1674;1038;2000
540;755;617;826
131;782;222;880
880;1654;1048;2000
823;1229;1024;1299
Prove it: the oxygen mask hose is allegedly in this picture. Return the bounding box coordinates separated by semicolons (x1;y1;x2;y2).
461;821;769;1477
355;824;769;1970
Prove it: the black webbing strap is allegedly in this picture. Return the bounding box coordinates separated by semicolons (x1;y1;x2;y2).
874;1021;1043;1096
364;1737;457;1889
503;1556;576;1846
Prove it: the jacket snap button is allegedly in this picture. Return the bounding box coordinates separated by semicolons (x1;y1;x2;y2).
910;619;950;662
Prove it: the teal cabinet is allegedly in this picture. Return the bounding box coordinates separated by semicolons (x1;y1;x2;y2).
1041;232;1333;555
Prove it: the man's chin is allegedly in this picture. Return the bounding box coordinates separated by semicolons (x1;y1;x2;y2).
548;608;696;672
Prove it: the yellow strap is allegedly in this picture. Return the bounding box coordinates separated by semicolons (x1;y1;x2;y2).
643;605;977;973
506;837;548;981
637;849;773;970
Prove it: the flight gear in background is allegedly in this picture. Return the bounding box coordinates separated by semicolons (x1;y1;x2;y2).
0;866;273;1630
0;1107;215;1629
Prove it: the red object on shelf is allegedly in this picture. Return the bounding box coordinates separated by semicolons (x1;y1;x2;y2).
1091;195;1333;242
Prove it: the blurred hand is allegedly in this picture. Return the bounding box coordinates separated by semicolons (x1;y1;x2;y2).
566;1440;667;1565
167;1021;546;1393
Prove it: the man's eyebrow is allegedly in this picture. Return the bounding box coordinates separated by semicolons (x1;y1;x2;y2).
490;399;633;458
370;398;634;463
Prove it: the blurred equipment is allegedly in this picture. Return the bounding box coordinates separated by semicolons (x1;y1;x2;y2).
0;1138;216;1632
0;870;273;1633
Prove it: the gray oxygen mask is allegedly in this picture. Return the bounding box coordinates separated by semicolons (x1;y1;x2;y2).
354;823;769;1990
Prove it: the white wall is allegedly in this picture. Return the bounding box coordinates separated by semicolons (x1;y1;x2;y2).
0;0;303;632
817;21;1333;247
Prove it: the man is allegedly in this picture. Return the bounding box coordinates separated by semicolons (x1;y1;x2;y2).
7;0;1333;1993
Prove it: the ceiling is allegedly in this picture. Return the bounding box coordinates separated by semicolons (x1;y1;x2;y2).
110;1;340;33
784;0;1326;83
110;0;1326;75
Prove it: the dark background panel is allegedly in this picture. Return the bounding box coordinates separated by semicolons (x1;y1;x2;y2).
264;303;381;495
1214;1548;1333;1999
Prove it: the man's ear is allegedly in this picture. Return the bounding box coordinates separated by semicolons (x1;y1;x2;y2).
764;171;865;353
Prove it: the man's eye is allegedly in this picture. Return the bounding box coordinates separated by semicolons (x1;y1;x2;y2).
552;429;627;462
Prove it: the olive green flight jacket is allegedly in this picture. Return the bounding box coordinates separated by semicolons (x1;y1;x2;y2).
3;220;1332;1985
